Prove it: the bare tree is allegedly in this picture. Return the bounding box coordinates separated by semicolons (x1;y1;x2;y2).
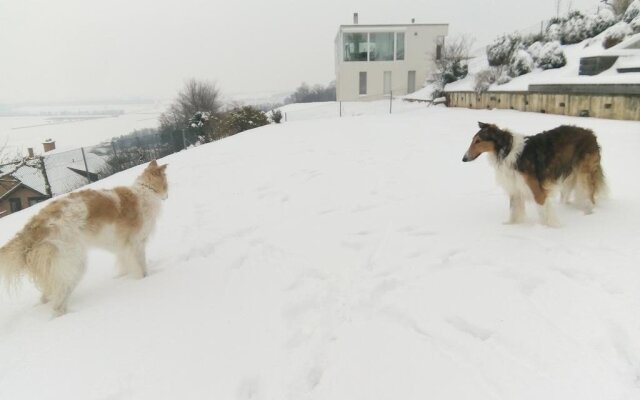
159;79;222;145
429;35;474;99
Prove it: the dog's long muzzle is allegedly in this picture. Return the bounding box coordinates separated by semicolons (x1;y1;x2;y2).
462;152;470;162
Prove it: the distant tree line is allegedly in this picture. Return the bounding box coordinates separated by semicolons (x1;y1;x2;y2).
284;81;336;104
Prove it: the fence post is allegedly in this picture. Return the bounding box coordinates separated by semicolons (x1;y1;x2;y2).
80;147;92;183
181;128;187;150
389;90;393;114
339;101;342;117
284;112;288;122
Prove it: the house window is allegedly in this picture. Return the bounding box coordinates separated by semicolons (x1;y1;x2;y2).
343;32;405;62
436;36;445;61
359;72;367;95
383;71;392;95
396;33;405;60
344;32;369;61
408;70;416;93
369;33;394;61
9;198;22;213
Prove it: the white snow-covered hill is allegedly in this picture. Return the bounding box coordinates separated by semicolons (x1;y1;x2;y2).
1;104;640;399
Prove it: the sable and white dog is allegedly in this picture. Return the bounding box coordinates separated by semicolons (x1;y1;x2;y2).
0;160;168;316
462;122;606;226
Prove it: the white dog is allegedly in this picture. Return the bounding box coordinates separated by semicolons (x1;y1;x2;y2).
0;160;168;316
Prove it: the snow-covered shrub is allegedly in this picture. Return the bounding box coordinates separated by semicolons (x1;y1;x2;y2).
474;66;511;93
428;35;472;99
545;21;563;41
537;41;567;69
495;69;512;84
509;49;534;77
623;0;640;22
587;7;617;37
527;41;544;63
602;21;633;48
441;62;469;85
562;11;590;44
521;33;544;48
474;69;495;93
486;34;521;66
213;106;269;138
270;109;282;124
631;15;640;33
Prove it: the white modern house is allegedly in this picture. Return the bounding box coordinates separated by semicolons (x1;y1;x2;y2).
335;14;448;101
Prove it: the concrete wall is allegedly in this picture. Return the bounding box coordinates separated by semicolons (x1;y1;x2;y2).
336;24;448;101
445;91;640;121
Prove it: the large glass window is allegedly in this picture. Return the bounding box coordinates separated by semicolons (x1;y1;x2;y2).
344;33;369;61
343;31;406;62
369;33;394;61
396;33;405;60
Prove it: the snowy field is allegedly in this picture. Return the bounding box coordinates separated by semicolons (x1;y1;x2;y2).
1;104;640;399
0;102;164;156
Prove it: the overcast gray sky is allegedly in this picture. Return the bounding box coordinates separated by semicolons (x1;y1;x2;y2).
0;0;598;104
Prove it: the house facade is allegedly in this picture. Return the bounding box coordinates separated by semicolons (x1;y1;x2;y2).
335;16;448;101
0;171;49;218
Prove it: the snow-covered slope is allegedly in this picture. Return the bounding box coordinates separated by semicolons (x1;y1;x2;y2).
1;105;640;399
446;33;640;93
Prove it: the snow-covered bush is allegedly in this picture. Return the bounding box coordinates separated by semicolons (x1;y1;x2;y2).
631;15;640;32
602;21;633;48
527;41;544;63
623;0;640;22
509;49;534;77
429;36;472;99
270;109;283;124
474;66;510;93
486;34;521;66
213;106;269;138
562;11;590;44
587;8;617;37
537;41;567;69
545;21;563;41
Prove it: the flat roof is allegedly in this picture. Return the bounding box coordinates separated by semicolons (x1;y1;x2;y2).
339;23;448;29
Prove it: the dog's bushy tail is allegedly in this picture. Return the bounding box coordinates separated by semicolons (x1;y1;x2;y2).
592;163;608;203
0;238;28;290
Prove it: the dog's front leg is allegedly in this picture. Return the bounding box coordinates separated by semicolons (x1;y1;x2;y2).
117;243;147;279
507;194;525;224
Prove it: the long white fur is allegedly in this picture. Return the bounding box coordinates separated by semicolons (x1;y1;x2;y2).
0;178;164;316
486;132;560;226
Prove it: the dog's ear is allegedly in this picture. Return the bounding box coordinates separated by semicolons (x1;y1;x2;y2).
148;160;158;168
158;164;168;172
478;121;490;129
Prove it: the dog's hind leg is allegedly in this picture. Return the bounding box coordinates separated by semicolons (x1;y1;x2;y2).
560;173;577;204
48;247;87;316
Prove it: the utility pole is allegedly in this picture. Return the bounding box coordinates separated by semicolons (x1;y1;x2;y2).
81;147;92;183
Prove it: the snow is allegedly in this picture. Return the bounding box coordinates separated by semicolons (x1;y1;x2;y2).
1;103;640;399
0;102;165;156
446;29;640;93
